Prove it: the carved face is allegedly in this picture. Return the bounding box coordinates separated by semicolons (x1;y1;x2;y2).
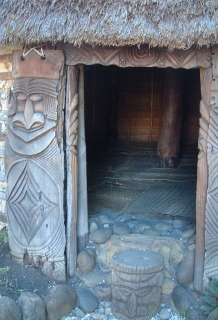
13;92;45;132
7;78;58;155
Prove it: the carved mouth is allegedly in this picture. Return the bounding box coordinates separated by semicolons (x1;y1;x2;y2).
12;113;45;132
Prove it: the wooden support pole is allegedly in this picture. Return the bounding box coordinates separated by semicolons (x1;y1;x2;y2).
65;65;79;277
77;64;89;252
157;68;184;168
108;66;119;140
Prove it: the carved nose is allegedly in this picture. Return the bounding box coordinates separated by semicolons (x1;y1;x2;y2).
24;97;34;129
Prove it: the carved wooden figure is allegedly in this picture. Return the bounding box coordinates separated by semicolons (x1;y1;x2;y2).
111;250;164;320
5;50;66;280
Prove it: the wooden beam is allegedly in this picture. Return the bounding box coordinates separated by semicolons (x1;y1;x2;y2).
157;68;184;168
77;64;89;252
65;65;79;277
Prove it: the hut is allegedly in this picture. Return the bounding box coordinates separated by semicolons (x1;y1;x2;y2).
0;0;217;292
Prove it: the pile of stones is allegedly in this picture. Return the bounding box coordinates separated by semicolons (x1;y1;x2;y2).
0;211;206;320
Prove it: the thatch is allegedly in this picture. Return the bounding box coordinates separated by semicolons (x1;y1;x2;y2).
0;0;218;49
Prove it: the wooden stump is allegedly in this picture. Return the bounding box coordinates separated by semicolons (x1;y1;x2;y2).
157;68;184;168
111;250;164;320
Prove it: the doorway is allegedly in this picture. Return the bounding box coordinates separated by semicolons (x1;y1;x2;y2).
84;65;200;221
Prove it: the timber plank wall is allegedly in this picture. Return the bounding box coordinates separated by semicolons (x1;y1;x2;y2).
84;65;201;145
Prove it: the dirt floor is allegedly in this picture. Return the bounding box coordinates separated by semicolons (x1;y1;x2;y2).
0;226;64;301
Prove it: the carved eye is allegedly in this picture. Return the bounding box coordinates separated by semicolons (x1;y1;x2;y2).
17;93;27;102
30;94;43;102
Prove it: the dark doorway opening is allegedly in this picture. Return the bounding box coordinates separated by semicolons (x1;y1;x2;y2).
84;65;200;221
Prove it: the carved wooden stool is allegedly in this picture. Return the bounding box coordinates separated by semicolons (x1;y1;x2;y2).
111;249;164;320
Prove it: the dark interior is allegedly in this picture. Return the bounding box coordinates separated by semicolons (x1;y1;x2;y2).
84;65;201;220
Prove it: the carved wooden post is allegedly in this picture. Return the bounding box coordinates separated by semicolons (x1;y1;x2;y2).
157;68;184;168
77;64;88;252
65;66;79;276
108;66;119;140
204;45;218;286
5;50;66;280
194;68;211;291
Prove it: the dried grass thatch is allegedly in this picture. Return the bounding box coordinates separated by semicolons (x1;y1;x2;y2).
0;0;217;49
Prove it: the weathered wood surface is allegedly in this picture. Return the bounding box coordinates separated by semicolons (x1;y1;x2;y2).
111;250;164;320
60;44;212;69
5;50;66;280
77;64;88;252
204;45;218;285
157;68;184;168
194;68;211;291
65;65;79;277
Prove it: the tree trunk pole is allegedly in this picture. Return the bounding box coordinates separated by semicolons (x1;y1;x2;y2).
77;64;89;252
157;68;184;168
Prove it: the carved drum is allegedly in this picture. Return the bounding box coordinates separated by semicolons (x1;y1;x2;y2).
111;249;164;320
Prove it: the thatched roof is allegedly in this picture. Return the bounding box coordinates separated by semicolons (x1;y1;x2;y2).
0;0;218;49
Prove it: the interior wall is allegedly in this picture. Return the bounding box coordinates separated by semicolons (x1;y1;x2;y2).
84;65;200;145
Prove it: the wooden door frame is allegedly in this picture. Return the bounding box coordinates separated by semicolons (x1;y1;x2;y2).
62;43;216;290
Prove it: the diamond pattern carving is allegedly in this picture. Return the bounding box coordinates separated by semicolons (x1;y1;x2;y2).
8;163;57;244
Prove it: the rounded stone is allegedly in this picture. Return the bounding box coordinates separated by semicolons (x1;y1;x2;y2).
159;307;172;320
143;229;161;236
87;247;96;258
89;228;113;244
0;296;22;320
177;249;195;286
17;292;46;320
93;282;112;301
134;222;151;233
90;221;100;233
77;286;99;313
161;278;175;295
173;219;189;228
77;250;95;273
186;307;206;320
154;222;173;233
172;286;195;315
45;284;77;320
75;307;85;318
181;228;195;239
113;225;131;235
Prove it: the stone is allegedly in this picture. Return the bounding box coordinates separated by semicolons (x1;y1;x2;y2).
77;286;99;313
172;286;195;315
97;234;184;275
173;219;189;228
45;284;77;320
177;249;195;286
0;296;22;320
93;282;112;301
134;222;151;233
186;307;206;320
17;292;46;320
180;228;195;239
98;214;114;225
143;229;161;236
75;307;85;318
162;278;175;294
188;234;196;245
89;228;113;244
113;225;131;235
87;247;96;258
90;221;100;233
77;250;95;273
111;250;164;320
159;308;172;320
79;271;107;288
155;222;173;233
